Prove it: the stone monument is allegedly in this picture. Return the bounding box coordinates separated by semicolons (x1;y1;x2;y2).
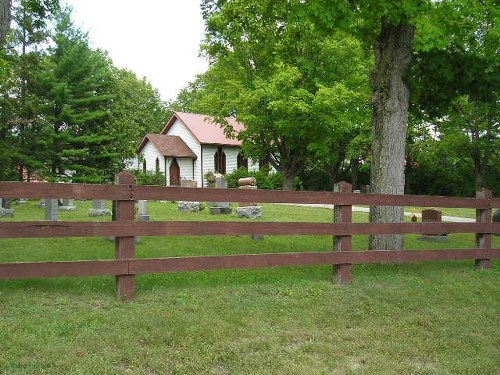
236;177;263;240
0;198;14;218
178;179;201;212
418;208;448;242
44;198;59;221
209;174;232;214
137;200;150;221
59;198;76;211
88;200;111;216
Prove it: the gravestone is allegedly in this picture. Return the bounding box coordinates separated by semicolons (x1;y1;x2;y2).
209;174;232;214
236;176;263;240
0;198;14;218
59;198;76;211
493;209;500;236
44;198;59;221
88;200;111;216
178;180;200;212
236;205;262;219
181;179;197;188
418;208;447;242
137;200;150;221
236;177;262;219
178;201;201;212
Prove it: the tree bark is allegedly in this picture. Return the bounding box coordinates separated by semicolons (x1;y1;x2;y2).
368;19;415;251
0;0;11;46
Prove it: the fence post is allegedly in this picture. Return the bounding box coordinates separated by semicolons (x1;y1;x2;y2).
333;181;352;283
475;189;492;269
114;171;136;300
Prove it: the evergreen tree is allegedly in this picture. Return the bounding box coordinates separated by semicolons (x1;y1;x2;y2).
37;7;117;182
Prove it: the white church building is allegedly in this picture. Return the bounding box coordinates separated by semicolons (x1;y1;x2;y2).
136;112;259;187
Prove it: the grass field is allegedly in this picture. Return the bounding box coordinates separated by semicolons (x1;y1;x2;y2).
1;200;499;374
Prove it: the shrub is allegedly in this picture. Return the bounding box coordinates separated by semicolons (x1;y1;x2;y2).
225;168;283;190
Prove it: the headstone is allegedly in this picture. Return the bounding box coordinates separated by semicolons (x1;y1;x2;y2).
181;179;197;188
137;200;150;221
209;174;232;214
179;180;200;211
237;177;263;240
1;198;12;209
88;200;111;216
44;198;59;221
0;198;14;218
178;201;201;212
59;198;76;211
418;208;447;242
236;205;262;219
493;209;500;236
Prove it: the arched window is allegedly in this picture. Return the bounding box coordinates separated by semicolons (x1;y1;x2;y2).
142;160;147;173
155;157;160;173
237;152;248;170
214;147;226;174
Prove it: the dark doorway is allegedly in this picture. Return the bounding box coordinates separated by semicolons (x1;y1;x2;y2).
169;158;180;186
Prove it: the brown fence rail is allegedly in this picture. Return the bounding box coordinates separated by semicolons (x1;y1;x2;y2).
1;172;499;301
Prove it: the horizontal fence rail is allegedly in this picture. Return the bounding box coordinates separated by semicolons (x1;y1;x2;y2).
0;221;498;238
0;172;499;301
1;182;499;208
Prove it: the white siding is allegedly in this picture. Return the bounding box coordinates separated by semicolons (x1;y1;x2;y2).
165;119;202;187
141;143;165;173
201;146;242;187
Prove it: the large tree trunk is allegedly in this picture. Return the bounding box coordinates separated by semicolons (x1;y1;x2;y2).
0;0;11;46
368;20;415;251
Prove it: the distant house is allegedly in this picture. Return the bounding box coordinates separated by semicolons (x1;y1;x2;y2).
136;112;258;187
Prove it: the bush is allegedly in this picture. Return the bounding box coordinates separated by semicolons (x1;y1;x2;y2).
225;168;283;190
130;170;165;186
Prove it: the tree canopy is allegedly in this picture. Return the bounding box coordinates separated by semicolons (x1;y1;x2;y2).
0;2;168;182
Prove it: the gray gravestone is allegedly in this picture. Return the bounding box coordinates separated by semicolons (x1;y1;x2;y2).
137;200;150;221
493;209;500;236
236;205;262;219
88;200;111;216
210;174;231;214
237;177;263;240
0;198;14;218
59;198;76;211
178;180;200;211
178;201;201;212
45;198;59;221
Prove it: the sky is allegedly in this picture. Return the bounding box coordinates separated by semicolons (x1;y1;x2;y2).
63;0;209;102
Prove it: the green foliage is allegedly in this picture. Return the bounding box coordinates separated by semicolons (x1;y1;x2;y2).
130;170;165;186
180;2;373;190
0;4;167;183
224;167;283;190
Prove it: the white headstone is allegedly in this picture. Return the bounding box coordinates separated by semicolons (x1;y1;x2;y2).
137;200;150;221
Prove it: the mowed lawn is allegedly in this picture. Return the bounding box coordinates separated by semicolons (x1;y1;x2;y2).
0;200;499;374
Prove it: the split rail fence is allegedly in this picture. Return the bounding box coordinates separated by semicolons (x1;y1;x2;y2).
0;172;499;301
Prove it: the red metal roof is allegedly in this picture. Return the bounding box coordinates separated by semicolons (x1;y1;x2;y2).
136;134;197;159
161;112;243;146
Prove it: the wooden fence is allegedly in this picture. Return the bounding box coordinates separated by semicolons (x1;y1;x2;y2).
0;172;499;301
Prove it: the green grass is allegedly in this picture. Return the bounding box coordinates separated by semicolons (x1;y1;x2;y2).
1;200;499;374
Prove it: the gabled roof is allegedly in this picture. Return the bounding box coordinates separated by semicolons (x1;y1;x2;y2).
136;134;197;159
160;111;243;146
